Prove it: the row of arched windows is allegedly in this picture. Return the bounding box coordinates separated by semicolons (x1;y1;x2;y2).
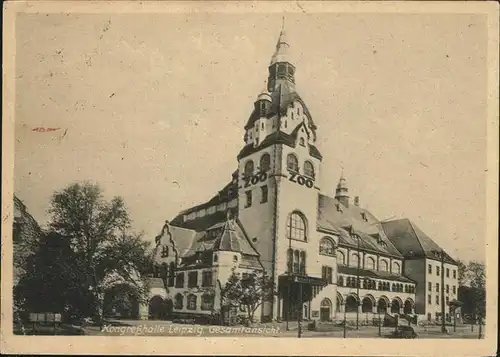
174;293;214;311
336;275;414;293
286;154;315;178
336;252;401;274
243;154;315;178
244;154;271;177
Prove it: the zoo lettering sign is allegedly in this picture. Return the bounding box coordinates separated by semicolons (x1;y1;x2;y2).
288;171;314;188
243;172;268;188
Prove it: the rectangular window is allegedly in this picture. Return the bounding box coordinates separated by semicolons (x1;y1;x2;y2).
446;296;449;305
446;268;449;278
427;313;432;321
446;284;449;294
453;270;456;279
436;283;439;292
428;282;432;291
245;190;252;208
428;295;432;304
436;295;440;305
188;271;198;288
255;137;259;146
322;266;333;284
175;272;184;288
161;245;169;258
453;285;456;294
260;185;268;203
428;264;432;274
437;266;440;276
202;271;213;287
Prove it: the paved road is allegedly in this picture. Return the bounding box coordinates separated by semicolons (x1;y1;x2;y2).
86;319;482;339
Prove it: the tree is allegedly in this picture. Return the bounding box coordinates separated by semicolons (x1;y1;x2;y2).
47;182;153;321
14;232;93;320
456;259;468;286
467;261;486;323
457;261;486;325
220;270;276;324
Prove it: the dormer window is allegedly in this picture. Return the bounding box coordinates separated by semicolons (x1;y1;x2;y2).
299;137;305;146
244;160;254;177
260;102;266;115
304;161;315;178
260;153;271;172
286;153;299;172
361;212;368;221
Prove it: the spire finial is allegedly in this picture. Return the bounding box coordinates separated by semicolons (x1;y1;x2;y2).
281;16;285;32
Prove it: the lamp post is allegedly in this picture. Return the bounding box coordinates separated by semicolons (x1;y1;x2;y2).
298;281;302;338
343;301;347;338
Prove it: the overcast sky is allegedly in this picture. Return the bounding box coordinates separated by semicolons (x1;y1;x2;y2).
14;12;487;262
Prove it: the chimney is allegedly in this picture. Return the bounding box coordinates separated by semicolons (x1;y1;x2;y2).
354;196;360;206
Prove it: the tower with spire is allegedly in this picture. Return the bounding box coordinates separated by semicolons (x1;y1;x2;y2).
236;20;328;321
335;171;350;207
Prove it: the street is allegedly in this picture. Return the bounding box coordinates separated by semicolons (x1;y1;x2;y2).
83;319;482;339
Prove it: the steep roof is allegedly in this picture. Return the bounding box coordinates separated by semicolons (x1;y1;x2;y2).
381;218;457;265
185;218;259;257
317;194;403;258
154;222;198;258
237;126;322;161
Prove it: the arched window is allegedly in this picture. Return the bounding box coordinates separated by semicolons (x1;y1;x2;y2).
287;212;307;241
351;253;360;268
286;153;299;172
366;257;375;270
244;160;254;177
187;294;197;310
379;260;389;272
345;295;358;313
299;137;305;146
337;251;346;265
260;153;271;172
174;293;184;310
392;262;401;274
304;161;315;178
201;293;214;311
319;237;335;256
338;275;344;287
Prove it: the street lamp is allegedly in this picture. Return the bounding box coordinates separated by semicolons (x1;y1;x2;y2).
342;301;347;338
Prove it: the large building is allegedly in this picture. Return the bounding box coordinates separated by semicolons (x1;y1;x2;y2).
148;26;460;324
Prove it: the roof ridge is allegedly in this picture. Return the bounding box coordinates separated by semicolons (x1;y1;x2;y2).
406;219;426;256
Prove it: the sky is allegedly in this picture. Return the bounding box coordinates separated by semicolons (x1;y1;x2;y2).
14;11;488;262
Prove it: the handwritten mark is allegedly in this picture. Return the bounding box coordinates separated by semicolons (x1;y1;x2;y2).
109;92;115;98
32;127;60;133
419;162;429;168
172;181;180;188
